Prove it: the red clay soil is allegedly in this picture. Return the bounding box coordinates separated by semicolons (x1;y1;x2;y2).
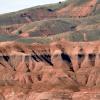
57;0;97;17
0;40;100;99
19;32;30;37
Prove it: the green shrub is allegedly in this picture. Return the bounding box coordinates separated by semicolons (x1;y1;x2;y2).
69;33;84;42
87;32;100;41
16;30;22;35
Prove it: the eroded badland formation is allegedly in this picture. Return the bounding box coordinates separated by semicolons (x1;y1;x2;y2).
0;0;100;99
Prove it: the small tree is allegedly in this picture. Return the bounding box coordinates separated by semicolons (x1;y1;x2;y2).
16;30;22;35
59;2;62;4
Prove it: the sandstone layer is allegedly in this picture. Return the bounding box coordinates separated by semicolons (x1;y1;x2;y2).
0;40;99;99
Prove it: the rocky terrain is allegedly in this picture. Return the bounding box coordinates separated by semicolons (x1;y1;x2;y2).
0;40;99;99
0;0;99;99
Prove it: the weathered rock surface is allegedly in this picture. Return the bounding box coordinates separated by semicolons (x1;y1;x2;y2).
0;40;99;99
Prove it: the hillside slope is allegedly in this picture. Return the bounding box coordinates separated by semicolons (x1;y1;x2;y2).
0;0;99;42
0;0;100;99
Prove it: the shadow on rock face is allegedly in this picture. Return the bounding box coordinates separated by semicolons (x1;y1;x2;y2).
61;52;74;72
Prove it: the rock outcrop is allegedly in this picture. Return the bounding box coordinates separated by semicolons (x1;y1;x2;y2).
0;40;99;99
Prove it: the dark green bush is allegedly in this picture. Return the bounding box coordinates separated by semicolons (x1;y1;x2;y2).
16;30;22;35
